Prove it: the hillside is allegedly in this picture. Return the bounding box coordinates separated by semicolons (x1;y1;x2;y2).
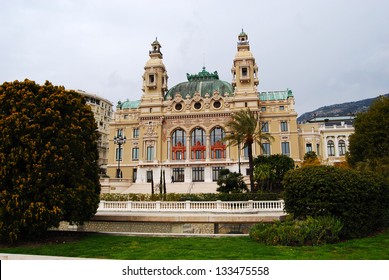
297;93;389;123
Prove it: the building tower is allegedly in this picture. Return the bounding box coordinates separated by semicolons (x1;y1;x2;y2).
140;38;168;114
231;30;260;109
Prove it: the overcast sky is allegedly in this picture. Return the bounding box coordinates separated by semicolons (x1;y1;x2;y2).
1;0;389;114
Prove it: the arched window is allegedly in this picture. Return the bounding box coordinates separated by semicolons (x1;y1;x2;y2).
210;127;226;159
191;127;206;160
327;140;335;156
172;129;186;160
338;139;346;156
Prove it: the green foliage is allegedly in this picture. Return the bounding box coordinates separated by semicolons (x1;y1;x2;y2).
347;96;389;181
304;151;318;161
216;169;248;193
100;192;280;202
283;165;389;238
249;216;343;246
0;80;100;242
253;154;295;191
223;109;274;192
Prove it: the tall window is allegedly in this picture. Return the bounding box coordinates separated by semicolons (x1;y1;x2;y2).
192;167;204;182
146;146;154;161
172;168;185;182
132;147;139;160
243;145;249;159
146;170;153;183
327;140;335;156
338;140;346;156
133;128;139;138
116;147;123;161
149;74;155;84
280;121;288;132
212;167;224;182
191;128;206;159
211;127;226;159
172;129;186;146
117;128;123;137
306;143;312;153
261;121;269;132
281;142;290;156
172;129;186;160
262;143;271;156
241;67;248;77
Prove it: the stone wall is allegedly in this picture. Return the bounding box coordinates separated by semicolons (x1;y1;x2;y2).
56;221;255;234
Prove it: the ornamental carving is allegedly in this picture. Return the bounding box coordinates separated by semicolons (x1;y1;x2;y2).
174;93;182;102
144;122;157;137
145;140;155;146
193;92;201;102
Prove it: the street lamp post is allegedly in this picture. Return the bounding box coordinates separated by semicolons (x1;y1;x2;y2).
114;134;126;178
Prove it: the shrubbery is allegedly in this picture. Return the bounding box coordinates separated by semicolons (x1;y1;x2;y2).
254;154;295;191
100;192;280;202
216;169;248;193
283;165;389;238
249;216;343;246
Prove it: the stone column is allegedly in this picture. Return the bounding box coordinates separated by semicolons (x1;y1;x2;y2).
167;138;171;161
186;136;190;161
206;135;211;160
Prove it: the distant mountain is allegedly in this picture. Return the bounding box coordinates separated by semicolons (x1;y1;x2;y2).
297;93;389;123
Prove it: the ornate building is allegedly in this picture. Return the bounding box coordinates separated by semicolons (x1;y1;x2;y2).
106;31;301;186
298;116;354;165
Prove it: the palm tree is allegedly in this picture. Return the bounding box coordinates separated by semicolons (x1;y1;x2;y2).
223;109;273;192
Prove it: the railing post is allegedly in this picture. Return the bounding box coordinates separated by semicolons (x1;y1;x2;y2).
127;201;132;210
248;200;253;211
98;200;105;210
216;200;222;211
156;201;161;210
186;200;191;210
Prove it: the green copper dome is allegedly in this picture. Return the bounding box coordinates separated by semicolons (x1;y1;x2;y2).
117;99;140;109
165;67;233;100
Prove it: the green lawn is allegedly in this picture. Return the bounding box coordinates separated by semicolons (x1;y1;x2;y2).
1;229;389;260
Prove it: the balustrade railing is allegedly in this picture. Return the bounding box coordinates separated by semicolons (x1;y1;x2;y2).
98;200;285;213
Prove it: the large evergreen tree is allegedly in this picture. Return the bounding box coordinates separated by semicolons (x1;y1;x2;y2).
0;80;101;242
347;95;389;180
223;109;273;192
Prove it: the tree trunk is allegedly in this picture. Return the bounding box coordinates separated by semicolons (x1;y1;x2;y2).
247;141;255;192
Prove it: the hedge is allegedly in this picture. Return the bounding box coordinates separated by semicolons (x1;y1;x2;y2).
283;165;389;238
249;216;343;246
100;192;281;202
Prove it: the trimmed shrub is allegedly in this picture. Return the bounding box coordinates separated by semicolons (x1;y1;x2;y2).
100;192;280;202
216;169;248;193
283;165;389;238
249;216;343;246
